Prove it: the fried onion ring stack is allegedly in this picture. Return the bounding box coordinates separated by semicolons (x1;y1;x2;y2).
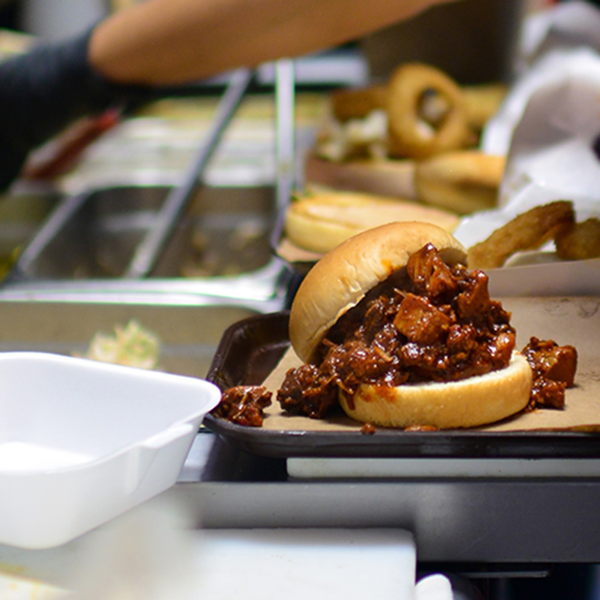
386;63;471;159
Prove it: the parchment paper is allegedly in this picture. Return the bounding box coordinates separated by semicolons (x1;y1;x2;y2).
258;297;600;433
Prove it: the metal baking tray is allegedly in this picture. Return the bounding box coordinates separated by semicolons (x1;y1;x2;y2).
205;299;600;459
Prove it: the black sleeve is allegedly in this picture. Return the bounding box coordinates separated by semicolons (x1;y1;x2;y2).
0;26;156;191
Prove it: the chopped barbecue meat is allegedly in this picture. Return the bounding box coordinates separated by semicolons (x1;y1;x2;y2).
522;337;578;409
362;294;400;343
361;423;376;435
277;364;338;419
212;385;272;427
394;293;452;344
530;378;567;410
446;323;478;356
407;242;459;299
216;244;579;428
455;269;491;320
277;243;519;417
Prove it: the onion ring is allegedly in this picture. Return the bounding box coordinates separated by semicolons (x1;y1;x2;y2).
467;201;575;270
387;63;470;159
462;83;508;130
554;218;600;261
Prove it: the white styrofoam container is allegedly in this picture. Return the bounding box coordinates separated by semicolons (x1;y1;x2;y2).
0;351;221;549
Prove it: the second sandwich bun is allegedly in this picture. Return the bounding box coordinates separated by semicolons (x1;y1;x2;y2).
283;190;459;255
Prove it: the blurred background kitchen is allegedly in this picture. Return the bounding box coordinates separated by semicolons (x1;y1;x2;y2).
0;0;553;194
0;0;550;289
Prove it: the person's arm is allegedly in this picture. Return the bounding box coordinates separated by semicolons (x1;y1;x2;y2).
0;0;453;190
89;0;455;84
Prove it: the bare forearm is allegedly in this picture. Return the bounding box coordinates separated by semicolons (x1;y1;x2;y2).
89;0;453;85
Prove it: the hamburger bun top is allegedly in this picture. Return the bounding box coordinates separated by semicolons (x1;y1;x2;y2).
283;190;459;255
289;221;467;363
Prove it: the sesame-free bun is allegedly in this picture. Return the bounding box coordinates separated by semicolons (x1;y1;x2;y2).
284;190;459;255
339;351;532;429
414;151;505;215
288;221;467;364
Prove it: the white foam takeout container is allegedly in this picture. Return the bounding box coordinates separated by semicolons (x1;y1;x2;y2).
0;351;221;550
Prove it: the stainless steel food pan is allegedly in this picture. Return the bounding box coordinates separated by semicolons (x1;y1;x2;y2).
7;184;277;282
0;189;58;276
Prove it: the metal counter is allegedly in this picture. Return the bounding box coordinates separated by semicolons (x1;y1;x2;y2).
172;432;600;566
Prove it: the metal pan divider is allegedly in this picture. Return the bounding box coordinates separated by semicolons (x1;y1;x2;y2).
124;68;255;279
275;59;296;216
270;59;296;253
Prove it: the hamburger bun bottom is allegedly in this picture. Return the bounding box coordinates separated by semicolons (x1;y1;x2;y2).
338;351;532;429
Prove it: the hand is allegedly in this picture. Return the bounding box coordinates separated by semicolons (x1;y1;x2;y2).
0;27;151;190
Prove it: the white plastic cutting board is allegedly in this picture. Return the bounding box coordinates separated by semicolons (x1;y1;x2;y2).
0;503;418;600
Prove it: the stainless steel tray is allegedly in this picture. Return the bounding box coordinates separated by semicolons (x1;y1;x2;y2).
0;189;58;276
205;299;600;459
0;298;259;379
172;453;600;563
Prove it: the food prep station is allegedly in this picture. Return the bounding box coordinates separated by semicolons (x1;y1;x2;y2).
0;32;599;599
